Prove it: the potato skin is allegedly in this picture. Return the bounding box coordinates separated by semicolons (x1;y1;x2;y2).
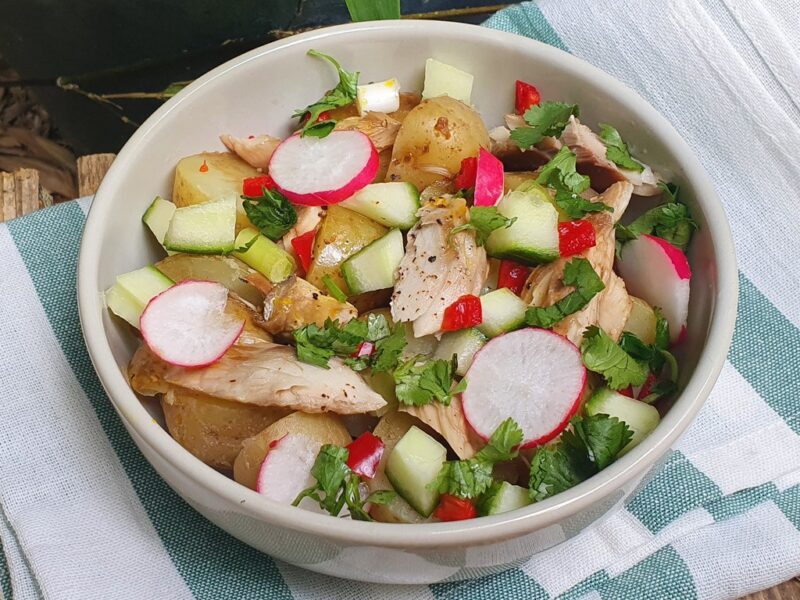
162;389;289;470
386;96;489;191
233;412;351;490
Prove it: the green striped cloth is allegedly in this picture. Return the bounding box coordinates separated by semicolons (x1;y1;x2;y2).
1;1;799;598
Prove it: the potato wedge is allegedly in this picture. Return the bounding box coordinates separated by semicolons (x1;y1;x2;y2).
305;204;388;295
155;253;272;307
386;96;489;191
624;296;658;346
162;388;290;470
173;152;259;232
233;412;351;490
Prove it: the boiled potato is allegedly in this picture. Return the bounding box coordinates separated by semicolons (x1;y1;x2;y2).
155;253;271;307
388;92;422;124
305;204;388;295
162;388;289;470
173;152;259;232
386;96;489;191
233;412;351;490
369;411;431;523
624;296;658;345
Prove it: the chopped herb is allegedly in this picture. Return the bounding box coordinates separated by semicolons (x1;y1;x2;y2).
617;312;679;402
431;418;523;499
598;123;643;172
228;231;261;254
615;184;697;252
293;444;395;520
529;414;632;501
451;206;516;246
322;274;348;303
525;258;605;328
394;355;464;407
510;102;580;149
294;50;359;138
370;324;408;373
241;187;297;241
536;147;611;219
580;326;649;390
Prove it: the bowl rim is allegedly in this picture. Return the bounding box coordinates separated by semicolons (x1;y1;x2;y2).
78;19;738;549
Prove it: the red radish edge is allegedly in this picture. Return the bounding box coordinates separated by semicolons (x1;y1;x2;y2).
462;328;586;448
646;234;691;280
473;147;504;207
139;280;244;368
268;131;378;206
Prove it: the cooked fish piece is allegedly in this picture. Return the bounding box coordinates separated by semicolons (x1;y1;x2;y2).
401;397;483;459
391;197;488;337
220;133;281;170
335;111;402;152
131;341;385;414
262;275;357;340
522;181;634;345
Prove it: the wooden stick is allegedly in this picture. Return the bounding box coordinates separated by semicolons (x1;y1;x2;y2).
77;153;116;197
1;168;42;222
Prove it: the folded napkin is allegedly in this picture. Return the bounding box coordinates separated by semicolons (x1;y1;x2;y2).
1;1;799;598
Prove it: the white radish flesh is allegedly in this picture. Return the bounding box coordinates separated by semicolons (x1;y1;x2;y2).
268;130;378;206
473;147;504;207
462;328;586;447
617;234;691;343
139;280;244;368
256;433;320;504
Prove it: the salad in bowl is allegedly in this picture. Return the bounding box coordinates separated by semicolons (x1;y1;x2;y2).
106;50;696;524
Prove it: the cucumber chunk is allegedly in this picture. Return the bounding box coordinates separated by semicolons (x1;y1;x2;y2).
434;328;487;376
478;288;527;338
142;196;176;245
477;481;531;516
233;228;295;283
586;387;661;455
422;58;474;105
385;426;447;517
340;182;420;230
163;197;236;254
105;265;174;328
341;229;404;295
486;186;559;265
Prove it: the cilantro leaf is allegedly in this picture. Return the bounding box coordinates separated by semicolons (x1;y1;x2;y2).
241;187;297;241
525;258;605;328
394;356;461;407
654;307;670;351
552;184;613;220
614;188;697;252
510;102;580;149
293;444;395;520
294;327;336;368
294;50;359;138
529;414;631;501
618;322;679;402
580;326;649;390
598;123;643;172
371;324;407;373
451;206;516;246
536;147;611;219
431;418;523;499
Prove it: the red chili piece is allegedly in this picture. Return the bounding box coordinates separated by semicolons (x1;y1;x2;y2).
441;294;483;331
346;432;385;479
291;229;317;273
454;156;478;190
434;494;477;521
199;160;209;173
497;260;532;296
243;174;277;197
515;80;541;115
558;220;596;257
618;386;634;398
636;373;658;399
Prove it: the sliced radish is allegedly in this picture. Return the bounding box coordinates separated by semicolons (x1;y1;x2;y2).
268;130;378;206
473;147;504;207
139;280;244;368
256;433;321;504
617;234;691;343
462;328;586;448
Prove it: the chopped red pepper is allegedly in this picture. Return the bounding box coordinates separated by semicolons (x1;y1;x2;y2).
497;260;532;296
618;386;634;398
434;494;477;521
301;110;332;125
243;174;277;197
441;294;483;331
291;229;316;273
558;220;596;257
515;80;541;115
352;340;375;359
636;373;658;399
454;156;478;190
346;432;385;479
199;160;209;173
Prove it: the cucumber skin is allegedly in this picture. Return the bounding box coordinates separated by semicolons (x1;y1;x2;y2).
141;196;176;245
434;328;487;376
478;288;528;338
385;426;446;518
341;229;404;295
486;187;559;265
163;198;236;254
340;183;420;230
586;388;661;455
477;482;531;516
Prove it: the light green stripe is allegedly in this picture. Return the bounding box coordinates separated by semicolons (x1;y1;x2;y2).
557;571;609;600
0;537;10;600
729;273;800;435
7;203;293;600
596;546;696;600
432;567;549;600
705;483;777;522
483;2;569;52
774;484;800;531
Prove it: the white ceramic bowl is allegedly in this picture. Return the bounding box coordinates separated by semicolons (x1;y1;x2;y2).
78;20;737;584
